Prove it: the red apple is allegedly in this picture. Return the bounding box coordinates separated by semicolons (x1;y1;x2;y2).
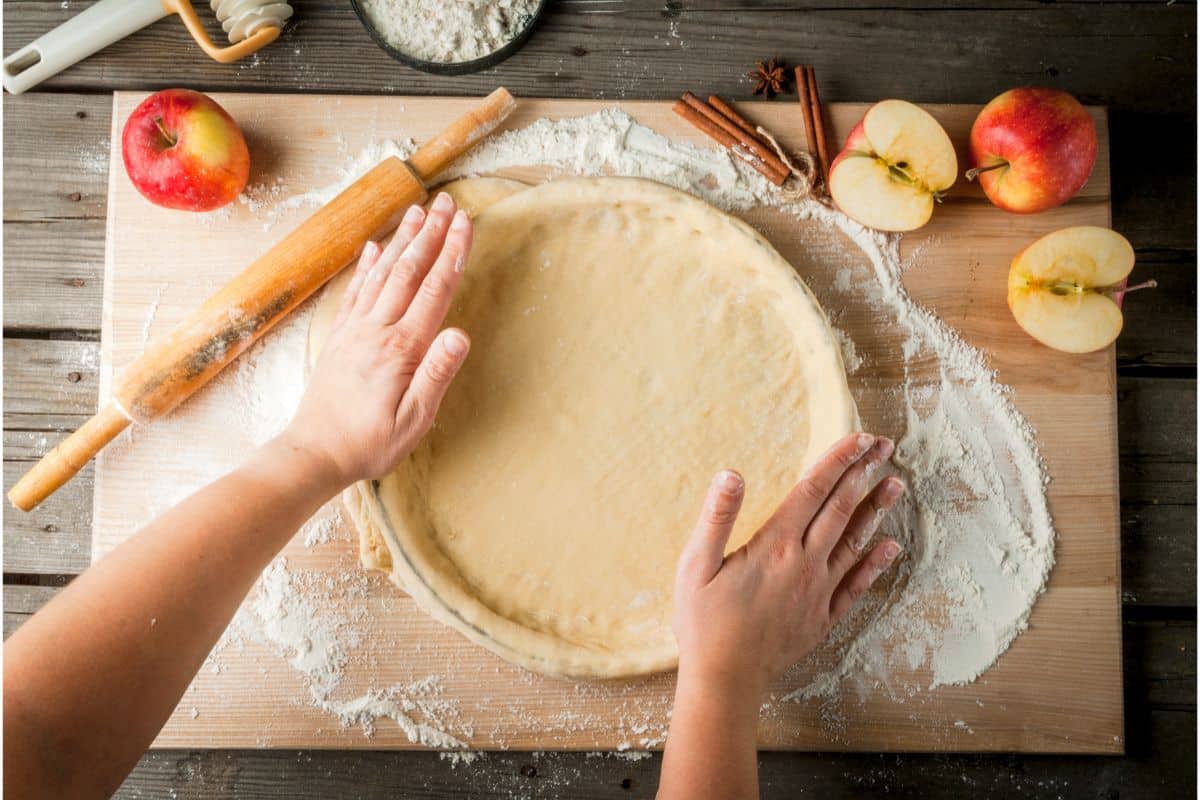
967;87;1097;214
828;99;958;232
122;89;250;212
1007;226;1137;353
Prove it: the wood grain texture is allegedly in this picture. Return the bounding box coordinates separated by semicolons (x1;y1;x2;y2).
6;340;1189;592
1;2;1193;114
110;707;1195;799
3;93;1192;341
2;1;1195;794
82;93;1123;753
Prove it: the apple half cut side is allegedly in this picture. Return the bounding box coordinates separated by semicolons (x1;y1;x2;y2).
1007;226;1136;354
828;100;958;232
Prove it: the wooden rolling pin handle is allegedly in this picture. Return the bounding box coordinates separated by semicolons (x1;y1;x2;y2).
408;87;516;181
8;403;130;511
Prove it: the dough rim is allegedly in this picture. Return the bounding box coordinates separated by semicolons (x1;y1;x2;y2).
312;177;857;678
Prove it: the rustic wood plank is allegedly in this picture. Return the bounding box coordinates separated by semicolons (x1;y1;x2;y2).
3;339;99;572
1118;377;1196;607
114;709;1195;799
2;584;59;638
1110;112;1198;253
1125;618;1196;712
2;93;109;331
3;2;1193;116
3;458;93;575
3;338;100;417
1116;252;1197;370
2;93;111;222
3;217;105;332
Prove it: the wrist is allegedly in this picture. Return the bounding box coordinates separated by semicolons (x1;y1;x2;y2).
675;657;768;721
256;431;352;500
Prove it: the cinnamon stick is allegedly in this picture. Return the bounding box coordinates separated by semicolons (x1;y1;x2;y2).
681;92;792;181
707;94;768;148
804;67;832;181
794;65;820;181
672;99;788;186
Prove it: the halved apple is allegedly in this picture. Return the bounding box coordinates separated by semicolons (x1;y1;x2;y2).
828;100;958;232
1007;226;1136;354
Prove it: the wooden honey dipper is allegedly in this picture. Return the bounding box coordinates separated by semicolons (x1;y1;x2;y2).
8;87;518;512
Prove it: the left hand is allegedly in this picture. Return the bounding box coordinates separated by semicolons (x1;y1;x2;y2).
282;192;473;487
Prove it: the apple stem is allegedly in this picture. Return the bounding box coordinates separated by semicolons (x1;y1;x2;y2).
153;116;178;148
1122;279;1158;294
964;161;1007;182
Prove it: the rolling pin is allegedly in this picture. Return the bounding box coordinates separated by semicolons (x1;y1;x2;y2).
8;87;517;512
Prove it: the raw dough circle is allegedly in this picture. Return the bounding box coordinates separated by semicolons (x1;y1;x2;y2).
310;176;857;677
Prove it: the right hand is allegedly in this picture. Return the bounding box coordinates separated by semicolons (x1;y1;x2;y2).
672;433;905;702
281;192;473;487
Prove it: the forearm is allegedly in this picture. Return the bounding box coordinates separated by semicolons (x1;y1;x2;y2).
658;666;762;800
3;435;343;799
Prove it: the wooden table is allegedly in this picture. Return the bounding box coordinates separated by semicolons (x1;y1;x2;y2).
3;1;1195;796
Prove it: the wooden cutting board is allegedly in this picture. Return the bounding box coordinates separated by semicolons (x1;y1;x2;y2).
95;93;1122;753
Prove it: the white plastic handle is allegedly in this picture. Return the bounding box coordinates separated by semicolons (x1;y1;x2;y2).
3;0;167;95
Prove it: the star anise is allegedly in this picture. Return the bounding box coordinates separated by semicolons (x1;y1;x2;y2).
748;57;789;97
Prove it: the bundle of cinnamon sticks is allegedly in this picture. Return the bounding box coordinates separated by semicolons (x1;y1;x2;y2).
672;66;833;190
672;92;790;186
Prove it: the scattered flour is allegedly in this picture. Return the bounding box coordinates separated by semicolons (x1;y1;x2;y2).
139;284;166;347
159;107;1054;747
78;139;110;175
302;503;345;547
225;559;470;749
278;138;417;212
831;326;864;374
359;0;539;64
277;108;1055;702
228;303;312;446
440;750;485;767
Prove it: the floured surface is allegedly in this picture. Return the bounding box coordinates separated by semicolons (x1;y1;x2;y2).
96;94;1122;752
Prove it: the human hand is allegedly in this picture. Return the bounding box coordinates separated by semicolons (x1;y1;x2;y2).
282;193;473;488
672;433;905;704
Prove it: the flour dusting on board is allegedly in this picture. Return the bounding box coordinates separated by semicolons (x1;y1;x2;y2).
172;108;1054;747
222;559;471;749
268;109;1056;699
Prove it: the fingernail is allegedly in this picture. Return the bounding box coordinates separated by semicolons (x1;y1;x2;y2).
432;192;454;212
884;478;906;500
855;433;875;455
403;204;425;225
442;331;468;357
873;437;895;461
450;209;470;231
884;541;902;560
717;470;743;493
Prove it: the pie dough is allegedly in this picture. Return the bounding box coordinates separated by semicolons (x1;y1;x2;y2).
308;176;857;677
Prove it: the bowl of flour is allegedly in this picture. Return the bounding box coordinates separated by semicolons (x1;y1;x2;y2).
353;0;547;75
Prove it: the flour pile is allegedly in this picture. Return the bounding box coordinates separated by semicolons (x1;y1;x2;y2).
359;0;539;64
